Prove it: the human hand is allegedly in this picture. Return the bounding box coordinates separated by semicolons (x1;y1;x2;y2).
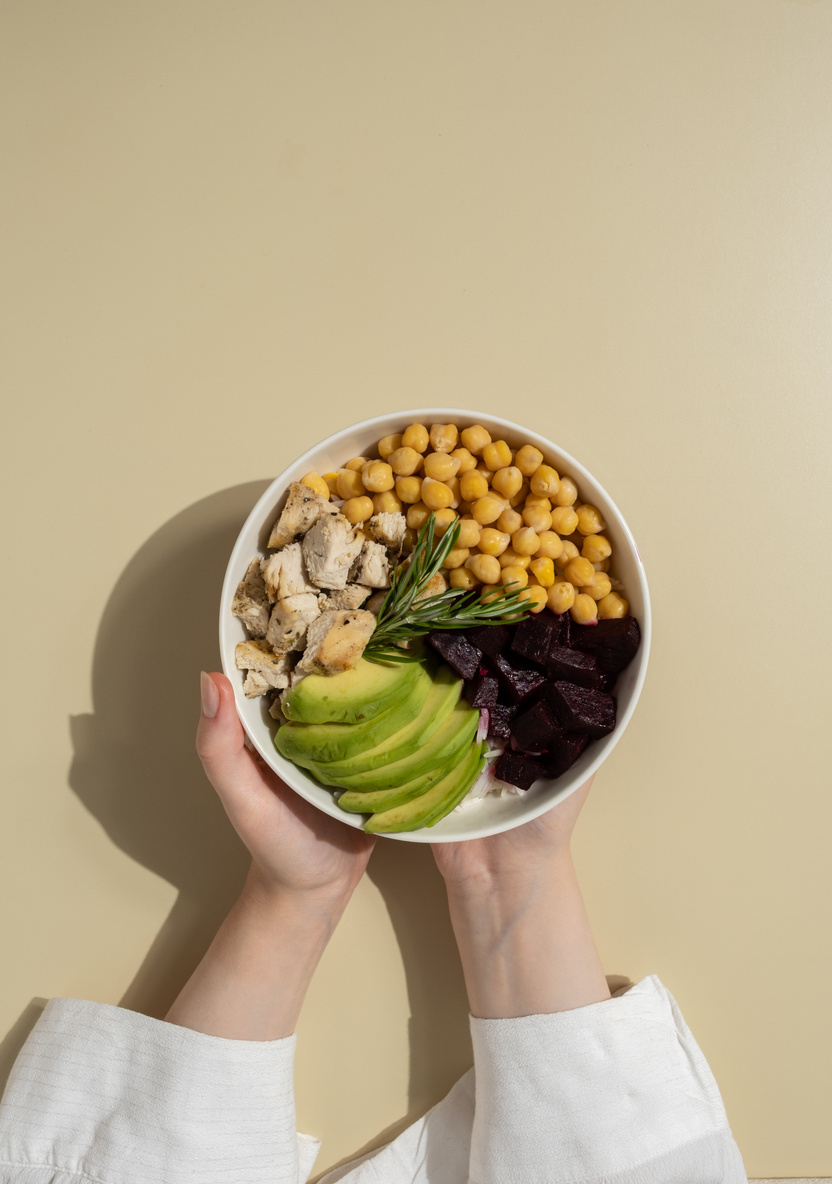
197;672;376;904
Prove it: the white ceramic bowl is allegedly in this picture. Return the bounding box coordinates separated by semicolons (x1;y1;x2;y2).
220;410;651;842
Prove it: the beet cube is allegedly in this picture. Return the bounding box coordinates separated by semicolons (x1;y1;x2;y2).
550;610;572;647
465;673;499;709
547;644;606;690
510;701;563;752
494;750;545;791
465;623;512;657
487;703;518;741
543;682;616;737
541;733;589;779
570;616;641;678
491;653;547;704
427;631;482;680
511;610;557;667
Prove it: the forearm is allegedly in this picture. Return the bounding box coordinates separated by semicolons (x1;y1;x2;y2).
165;862;348;1040
446;845;610;1018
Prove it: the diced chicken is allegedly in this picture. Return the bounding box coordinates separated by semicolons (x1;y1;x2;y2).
364;591;387;616
268;695;285;722
260;553;282;603
272;542;317;599
296;610;377;677
352;540;391;589
302;514;365;589
267;482;338;550
243;670;271;698
231;559;271;637
324;584;372;611
234;639;292;690
367;512;407;552
265;593;321;655
416;571;448;601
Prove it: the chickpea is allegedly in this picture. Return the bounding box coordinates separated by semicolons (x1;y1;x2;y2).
497;507;523;534
377;433;403;459
550;506;579;536
361;460;395;492
432;507;458;535
478;527;511;556
564;556;596;586
450;447;477;474
498;547;531;569
491;465;523;499
522;503;553;533
395;475;423;503
515;444;544;477
575;504;606;535
456;500;473;517
373;490;403;515
529;464;560;498
466;552;502;584
446;475;461;507
475;464;495;483
570;593;599;625
460;424;492;455
500;564;529;589
582;534;612;563
480;586;509;606
459;469;489;502
598;591;629;619
402;423;429;452
584;572;612;601
536;531;564;561
553;476;578;507
471;494;504;525
450;567;480;590
511;526;541;556
429;423;459;453
529;557;555;587
300;471;330;499
482;439;512;471
594;558;611;573
345;456;371;472
389;446;423;476
336;469;366;500
456;516;482;548
406;501;431;529
547;580;576;615
342;495;374;525
423;451;460;482
554;539;580;570
509;480;530;508
442;546;470;570
518;585;548;613
402;527;417;551
421;477;455;510
322;471;340;495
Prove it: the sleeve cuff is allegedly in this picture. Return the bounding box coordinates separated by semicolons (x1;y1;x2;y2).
0;997;317;1184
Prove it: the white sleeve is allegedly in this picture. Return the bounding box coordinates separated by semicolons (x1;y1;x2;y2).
0;997;321;1184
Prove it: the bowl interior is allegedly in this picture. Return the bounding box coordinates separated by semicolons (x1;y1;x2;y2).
220;409;651;842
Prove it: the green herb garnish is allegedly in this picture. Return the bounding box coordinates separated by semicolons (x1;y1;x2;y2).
363;513;531;663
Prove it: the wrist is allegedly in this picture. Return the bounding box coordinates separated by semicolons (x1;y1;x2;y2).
242;861;356;930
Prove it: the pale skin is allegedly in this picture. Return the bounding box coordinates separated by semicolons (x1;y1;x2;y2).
164;671;609;1041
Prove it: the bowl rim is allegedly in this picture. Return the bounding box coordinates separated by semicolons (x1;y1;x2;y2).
219;408;651;842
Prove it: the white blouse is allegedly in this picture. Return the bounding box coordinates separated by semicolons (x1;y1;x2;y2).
0;976;747;1183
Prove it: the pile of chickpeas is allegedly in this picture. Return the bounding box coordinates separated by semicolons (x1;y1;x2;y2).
298;422;630;625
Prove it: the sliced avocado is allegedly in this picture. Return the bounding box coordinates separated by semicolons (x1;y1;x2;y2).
307;665;466;786
364;741;486;834
281;655;423;725
275;667;430;766
336;750;461;813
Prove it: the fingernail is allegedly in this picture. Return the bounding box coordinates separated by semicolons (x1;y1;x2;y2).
200;671;219;718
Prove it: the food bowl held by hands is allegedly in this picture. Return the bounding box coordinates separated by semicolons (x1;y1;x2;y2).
219;410;651;843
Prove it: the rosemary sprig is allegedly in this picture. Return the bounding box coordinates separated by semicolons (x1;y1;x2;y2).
363;512;531;663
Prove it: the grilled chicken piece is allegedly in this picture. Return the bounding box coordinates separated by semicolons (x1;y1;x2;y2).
302;514;365;589
268;695;285;722
416;571;448;601
364;591;387;616
352;540;391;589
273;542;317;599
265;592;321;655
323;583;372;611
296;609;377;677
267;483;338;550
260;553;282;603
231;559;271;637
367;512;407;552
234;639;292;691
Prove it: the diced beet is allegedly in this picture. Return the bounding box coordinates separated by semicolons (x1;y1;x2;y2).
494;750;545;791
511;610;557;667
465;623;512;657
487;703;518;740
490;653;547;704
427;631;482;680
550;610;572;647
541;733;590;778
570;616;641;678
465;673;499;709
543;682;616;737
546;644;606;689
510;700;563;752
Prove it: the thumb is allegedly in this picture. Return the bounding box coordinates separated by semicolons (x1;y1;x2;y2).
196;671;248;795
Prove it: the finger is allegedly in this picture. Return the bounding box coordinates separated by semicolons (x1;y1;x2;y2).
196;672;249;795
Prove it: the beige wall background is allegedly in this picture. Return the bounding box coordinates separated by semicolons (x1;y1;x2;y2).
1;2;830;1177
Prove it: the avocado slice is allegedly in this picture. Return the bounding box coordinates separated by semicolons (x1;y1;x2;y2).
335;750;462;813
364;741;486;834
307;665;466;786
281;655;423;725
275;666;431;765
